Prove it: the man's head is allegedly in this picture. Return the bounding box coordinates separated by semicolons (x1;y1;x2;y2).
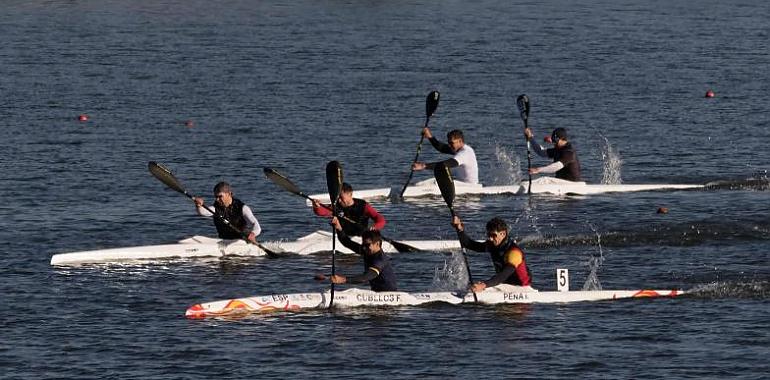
447;129;465;152
213;182;233;207
339;182;354;206
361;229;383;255
551;128;569;147
485;217;509;247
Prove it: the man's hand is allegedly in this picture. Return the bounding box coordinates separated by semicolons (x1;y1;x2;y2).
422;127;433;139
523;127;533;141
470;282;487;293
193;197;205;207
451;215;463;232
412;162;427;171
330;217;343;232
329;275;347;284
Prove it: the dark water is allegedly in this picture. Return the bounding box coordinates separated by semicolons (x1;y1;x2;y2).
2;1;769;378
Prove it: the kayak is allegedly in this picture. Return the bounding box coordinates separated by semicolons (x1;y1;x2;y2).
185;284;685;319
49;230;461;265
306;177;703;203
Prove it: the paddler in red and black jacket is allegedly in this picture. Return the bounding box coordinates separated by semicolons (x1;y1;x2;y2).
524;127;582;182
326;217;398;292
451;216;531;292
311;182;386;236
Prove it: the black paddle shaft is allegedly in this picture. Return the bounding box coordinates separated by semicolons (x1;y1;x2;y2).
516;95;533;194
399;90;440;198
325;161;343;308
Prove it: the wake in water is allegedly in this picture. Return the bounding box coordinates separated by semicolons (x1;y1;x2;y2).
518;219;770;248
688;280;770;299
704;170;770;191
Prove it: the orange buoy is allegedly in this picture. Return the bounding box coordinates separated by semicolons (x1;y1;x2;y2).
185;120;194;128
705;90;715;98
78;114;89;121
657;207;669;214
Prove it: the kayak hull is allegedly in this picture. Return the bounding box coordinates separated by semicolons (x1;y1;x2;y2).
185;285;685;318
50;231;460;265
306;177;703;203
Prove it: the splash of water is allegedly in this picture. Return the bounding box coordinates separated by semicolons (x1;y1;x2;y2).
491;143;521;186
599;134;623;185
581;223;604;291
430;251;470;291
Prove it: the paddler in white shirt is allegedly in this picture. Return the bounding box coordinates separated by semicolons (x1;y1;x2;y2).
193;182;262;243
411;129;479;184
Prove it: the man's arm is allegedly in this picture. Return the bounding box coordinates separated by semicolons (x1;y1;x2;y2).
424;158;460;170
533;161;565;174
337;230;363;255
428;137;454;155
241;205;262;237
363;203;386;230
346;268;380;284
456;230;487;252
311;200;333;217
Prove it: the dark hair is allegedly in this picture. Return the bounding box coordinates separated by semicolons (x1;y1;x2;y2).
551;128;568;141
213;182;232;194
447;129;464;142
341;182;353;193
361;229;382;245
486;217;508;233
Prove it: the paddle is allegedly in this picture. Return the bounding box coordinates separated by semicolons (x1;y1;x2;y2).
147;161;281;258
326;161;343;308
433;163;478;302
399;90;441;198
516;94;532;194
263;167;420;253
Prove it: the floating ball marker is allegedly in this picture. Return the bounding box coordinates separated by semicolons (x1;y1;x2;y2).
78;114;89;121
705;90;715;98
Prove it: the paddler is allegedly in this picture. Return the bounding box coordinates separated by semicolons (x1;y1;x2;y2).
311;182;386;236
193;182;262;244
412;128;479;184
524;127;581;182
451;216;531;292
325;217;398;292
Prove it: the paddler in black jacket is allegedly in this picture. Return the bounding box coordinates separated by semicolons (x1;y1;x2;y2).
325;217;398;292
524;127;582;182
310;182;386;236
193;181;262;243
451;216;532;292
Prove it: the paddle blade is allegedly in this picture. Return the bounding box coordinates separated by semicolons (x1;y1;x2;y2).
148;161;188;195
516;94;530;122
426;90;440;118
326;161;344;204
433;162;455;209
264;167;303;196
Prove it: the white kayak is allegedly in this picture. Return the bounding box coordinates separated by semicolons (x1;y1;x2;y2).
49;230;460;265
306;177;703;203
185;284;685;319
